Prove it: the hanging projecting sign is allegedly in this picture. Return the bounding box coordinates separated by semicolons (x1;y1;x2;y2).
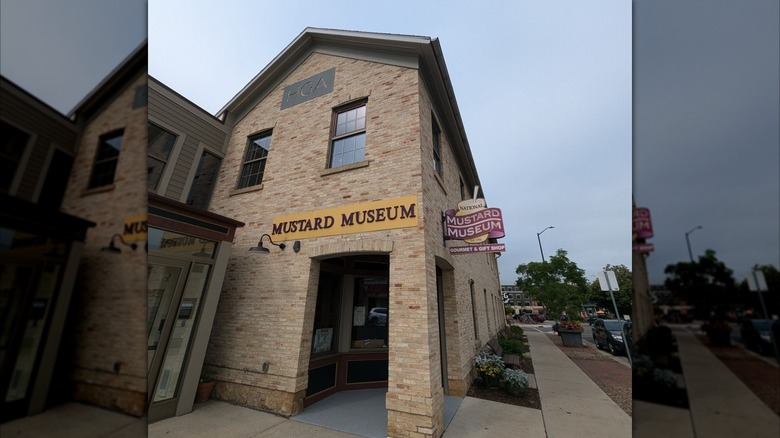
280;68;335;109
633;207;653;240
445;187;506;255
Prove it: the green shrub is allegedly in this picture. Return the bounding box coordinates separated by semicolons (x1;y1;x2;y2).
499;337;525;355
508;325;524;338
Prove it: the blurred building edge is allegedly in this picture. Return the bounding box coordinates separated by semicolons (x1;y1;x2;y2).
0;41;148;422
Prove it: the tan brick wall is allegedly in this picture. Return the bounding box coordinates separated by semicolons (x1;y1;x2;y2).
59;71;148;416
206;51;499;437
417;73;502;402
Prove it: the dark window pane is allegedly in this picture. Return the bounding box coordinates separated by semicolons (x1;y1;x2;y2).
88;131;123;188
0;121;29;191
187;151;221;209
238;133;271;189
148;123;176;161
148;156;166;190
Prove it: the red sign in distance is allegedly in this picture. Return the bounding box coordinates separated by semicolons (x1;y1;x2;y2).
633;207;653;240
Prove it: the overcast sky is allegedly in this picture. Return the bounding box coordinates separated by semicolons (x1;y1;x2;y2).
145;0;632;286
0;0;146;115
2;1;775;289
633;0;779;284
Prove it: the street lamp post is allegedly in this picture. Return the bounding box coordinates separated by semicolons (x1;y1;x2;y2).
537;226;554;262
685;225;703;262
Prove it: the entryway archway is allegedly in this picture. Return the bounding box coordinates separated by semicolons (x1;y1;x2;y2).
304;254;390;407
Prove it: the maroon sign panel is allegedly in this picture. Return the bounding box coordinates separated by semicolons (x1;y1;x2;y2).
444;208;505;241
633;207;653;240
449;243;506;255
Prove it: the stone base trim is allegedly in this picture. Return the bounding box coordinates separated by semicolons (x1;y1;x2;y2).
72;381;146;417
214;380;304;416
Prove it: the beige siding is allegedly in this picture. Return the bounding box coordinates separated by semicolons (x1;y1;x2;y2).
0;83;78;202
148;83;228;202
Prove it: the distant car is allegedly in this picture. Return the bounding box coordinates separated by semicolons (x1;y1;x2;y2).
367;307;387;326
739;318;775;356
592;319;629;356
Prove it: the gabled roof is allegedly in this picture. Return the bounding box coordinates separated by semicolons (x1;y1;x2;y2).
219;27;482;194
68;40;147;122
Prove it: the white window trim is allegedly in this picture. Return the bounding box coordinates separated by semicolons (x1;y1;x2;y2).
180;142;223;204
1;117;38;197
148;116;186;196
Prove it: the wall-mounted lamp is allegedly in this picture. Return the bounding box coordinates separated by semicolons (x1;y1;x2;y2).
101;234;138;253
249;234;285;253
249;234;301;254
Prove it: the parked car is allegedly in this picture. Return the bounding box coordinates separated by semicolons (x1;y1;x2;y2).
367;307;387;326
739;318;775;356
592;319;629;356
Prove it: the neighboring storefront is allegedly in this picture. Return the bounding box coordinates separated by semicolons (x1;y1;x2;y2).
150;28;505;437
1;43;148;421
146;194;243;422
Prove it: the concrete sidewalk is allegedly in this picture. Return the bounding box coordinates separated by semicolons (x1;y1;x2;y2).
3;328;631;438
525;330;631;436
633;325;780;438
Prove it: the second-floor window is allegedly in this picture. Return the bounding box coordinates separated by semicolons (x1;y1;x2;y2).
148;123;177;190
432;117;442;176
187;150;221;209
88;130;123;189
0;120;29;193
237;131;271;189
330;102;366;168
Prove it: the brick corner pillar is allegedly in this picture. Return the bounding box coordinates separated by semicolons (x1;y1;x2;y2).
386;250;445;438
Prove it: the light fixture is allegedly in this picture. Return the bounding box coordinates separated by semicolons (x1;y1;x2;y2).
101;233;138;253
536;226;554;262
249;234;285;253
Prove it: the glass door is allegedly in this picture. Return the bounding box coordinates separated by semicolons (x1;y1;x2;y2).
147;258;211;421
147;259;187;397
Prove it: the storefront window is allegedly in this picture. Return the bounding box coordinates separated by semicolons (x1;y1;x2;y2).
148;228;217;259
311;272;341;356
351;277;388;349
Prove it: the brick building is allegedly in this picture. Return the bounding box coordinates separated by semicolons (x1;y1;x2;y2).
1;43;147;421
148;28;504;437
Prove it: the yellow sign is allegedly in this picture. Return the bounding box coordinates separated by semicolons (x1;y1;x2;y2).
271;195;418;240
123;213;148;243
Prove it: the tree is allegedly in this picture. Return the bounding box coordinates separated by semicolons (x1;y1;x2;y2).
515;249;588;319
664;249;737;319
587;264;633;317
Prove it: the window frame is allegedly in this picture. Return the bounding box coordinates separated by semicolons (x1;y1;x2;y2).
186;149;222;209
0;119;33;194
147;122;178;191
432;116;442;176
236;130;272;190
328;100;367;169
87;129;124;189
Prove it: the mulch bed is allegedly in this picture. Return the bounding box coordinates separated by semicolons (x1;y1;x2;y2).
466;333;541;410
695;334;780;416
467;381;541;410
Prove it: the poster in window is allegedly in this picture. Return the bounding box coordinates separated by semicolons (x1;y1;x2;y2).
353;306;366;326
313;328;333;353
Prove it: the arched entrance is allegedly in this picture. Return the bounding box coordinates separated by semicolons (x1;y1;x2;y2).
304;254;390;407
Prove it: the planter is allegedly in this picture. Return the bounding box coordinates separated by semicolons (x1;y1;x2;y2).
505;385;526;397
480;372;500;388
195;380;216;403
559;329;584;347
